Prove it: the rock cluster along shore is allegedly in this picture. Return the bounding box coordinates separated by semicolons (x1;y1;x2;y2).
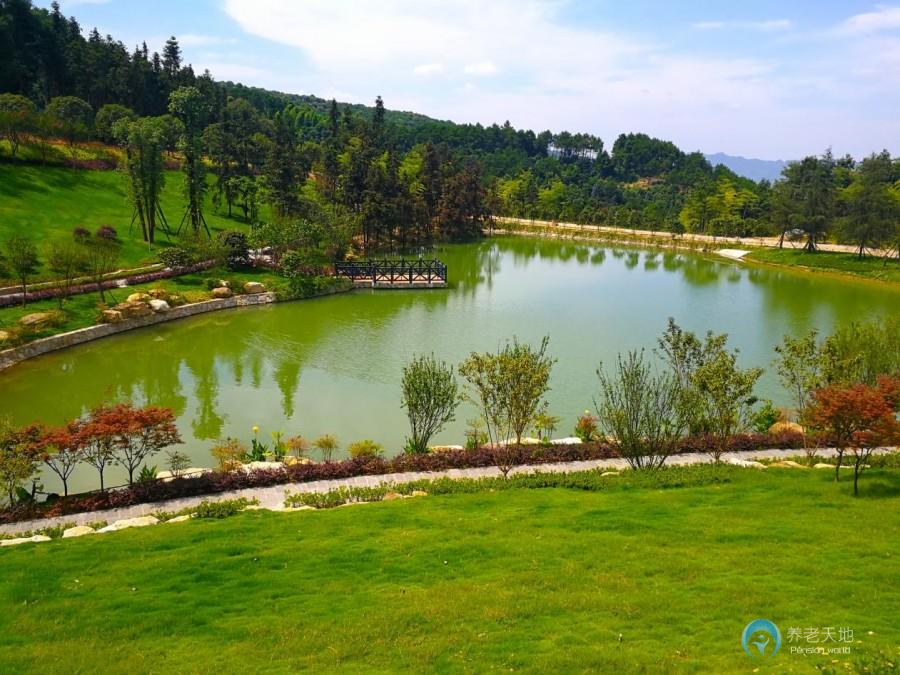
1;279;355;371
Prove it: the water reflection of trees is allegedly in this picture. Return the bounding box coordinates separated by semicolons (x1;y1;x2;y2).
7;238;896;456
187;350;225;440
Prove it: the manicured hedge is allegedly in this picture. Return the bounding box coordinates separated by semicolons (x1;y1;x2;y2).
0;431;808;525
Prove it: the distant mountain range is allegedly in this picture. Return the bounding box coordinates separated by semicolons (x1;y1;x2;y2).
704;153;791;182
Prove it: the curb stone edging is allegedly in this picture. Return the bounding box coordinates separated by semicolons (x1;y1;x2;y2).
0;280;357;371
1;447;886;537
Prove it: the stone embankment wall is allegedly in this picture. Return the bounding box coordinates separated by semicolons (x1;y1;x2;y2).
0;292;277;371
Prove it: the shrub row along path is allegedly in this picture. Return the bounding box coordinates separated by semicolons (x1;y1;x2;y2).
3;447;885;535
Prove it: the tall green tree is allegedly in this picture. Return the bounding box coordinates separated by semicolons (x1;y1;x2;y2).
264;111;306;219
168;86;211;235
460;336;555;448
400;354;459;454
114;115;170;244
46;95;93;160
595;350;686;469
0;93;35;158
781;154;836;252
838;151;899;257
94;103;135;144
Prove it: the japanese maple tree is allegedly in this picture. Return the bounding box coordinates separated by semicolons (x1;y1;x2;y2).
91;403;182;486
41;421;86;496
805;377;900;495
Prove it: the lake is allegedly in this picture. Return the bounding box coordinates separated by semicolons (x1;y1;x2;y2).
1;236;898;493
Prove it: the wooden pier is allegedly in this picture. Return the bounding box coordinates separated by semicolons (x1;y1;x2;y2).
334;259;448;289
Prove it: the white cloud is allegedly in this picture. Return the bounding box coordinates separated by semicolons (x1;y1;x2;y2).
835;5;900;35
463;61;498;76
413;63;445;76
692;21;725;30
693;19;793;32
220;0;898;158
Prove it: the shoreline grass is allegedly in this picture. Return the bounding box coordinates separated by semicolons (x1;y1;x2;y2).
744;247;899;284
0;467;896;672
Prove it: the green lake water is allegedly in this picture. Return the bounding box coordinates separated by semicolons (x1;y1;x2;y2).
1;236;898;493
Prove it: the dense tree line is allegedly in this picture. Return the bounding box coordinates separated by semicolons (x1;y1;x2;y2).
1;0;898;257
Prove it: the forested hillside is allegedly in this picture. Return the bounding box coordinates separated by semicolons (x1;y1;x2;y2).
0;0;898;257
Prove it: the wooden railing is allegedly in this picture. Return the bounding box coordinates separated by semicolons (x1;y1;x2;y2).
334;259;448;285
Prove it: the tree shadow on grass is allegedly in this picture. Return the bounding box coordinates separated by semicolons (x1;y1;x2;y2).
853;471;900;500
0;163;114;200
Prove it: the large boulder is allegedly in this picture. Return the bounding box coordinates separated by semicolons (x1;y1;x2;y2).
428;445;464;453
770;460;807;469
156;467;208;482
769;421;804;434
241;461;284;472
126;292;151;303
211;286;233;299
101;309;123;323
97;515;159;533
0;534;52;547
18;311;59;328
283;456;313;466
148;299;170;313
243;281;266;294
726;457;767;469
114;301;152;319
62;525;95;539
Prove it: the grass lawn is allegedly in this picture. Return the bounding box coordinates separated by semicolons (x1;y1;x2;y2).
746;247;900;284
0;162;252;276
0;267;289;337
0;468;897;673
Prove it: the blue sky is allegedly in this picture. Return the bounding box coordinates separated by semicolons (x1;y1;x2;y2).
45;1;900;159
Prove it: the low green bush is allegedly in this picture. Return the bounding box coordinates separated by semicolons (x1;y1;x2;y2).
286;487;392;509
189;497;258;519
283;464;740;509
347;439;383;459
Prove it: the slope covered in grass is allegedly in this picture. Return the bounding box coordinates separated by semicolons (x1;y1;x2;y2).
747;247;900;284
0;163;250;275
0;467;897;673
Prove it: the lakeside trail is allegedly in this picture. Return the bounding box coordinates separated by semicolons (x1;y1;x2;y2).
493;216;891;256
1;447;887;535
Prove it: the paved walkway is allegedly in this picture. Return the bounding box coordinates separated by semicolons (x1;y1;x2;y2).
495;216;892;256
2;447;881;535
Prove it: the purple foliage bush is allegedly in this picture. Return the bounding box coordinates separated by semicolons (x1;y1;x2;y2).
0;432;808;524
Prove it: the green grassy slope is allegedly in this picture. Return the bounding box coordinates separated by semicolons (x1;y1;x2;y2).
0;163;251;275
0;468;897;673
747;248;900;284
